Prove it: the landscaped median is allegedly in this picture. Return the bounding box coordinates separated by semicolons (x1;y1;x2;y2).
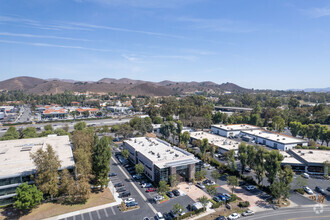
119;201;139;212
159;194;170;204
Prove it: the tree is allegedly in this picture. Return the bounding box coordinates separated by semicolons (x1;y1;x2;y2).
289;121;302;137
246;145;256;169
121;149;129;160
135;163;144;175
227;176;239;194
198;196;209;208
44;124;53;131
21;127;38;139
14;183;43;211
1;126;19;140
195;170;207;181
295;175;307;189
160;121;176;142
200;138;209;155
254;147;267;185
30;144;61;200
92;136;112;188
153;116;163;124
173;203;184;215
180;131;190;147
238;143;248;174
224;150;236;172
74;121;86;130
116;123;134;139
272;116;285;132
269;180;283;203
158;180;169;196
250;114;260;126
176;120;183;143
59;169;76;202
206;185;217;196
211;170;220;183
288;97;300;109
265;150;284;185
169;174;178;187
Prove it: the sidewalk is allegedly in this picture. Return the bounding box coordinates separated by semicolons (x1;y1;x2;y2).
45;181;122;220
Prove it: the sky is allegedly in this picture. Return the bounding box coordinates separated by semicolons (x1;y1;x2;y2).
0;0;329;90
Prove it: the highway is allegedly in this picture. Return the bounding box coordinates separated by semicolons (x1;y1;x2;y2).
0;118;130;137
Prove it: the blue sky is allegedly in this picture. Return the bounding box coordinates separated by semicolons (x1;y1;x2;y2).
0;0;329;90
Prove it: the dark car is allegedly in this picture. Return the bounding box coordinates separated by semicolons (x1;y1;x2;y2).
127;167;135;171
119;191;131;198
167;191;175;198
126;201;138;207
109;173;117;177
315;186;327;195
327;187;330;192
163;213;172;220
172;189;180;196
115;182;124;188
117;187;126;192
215;216;227;220
213;196;222;203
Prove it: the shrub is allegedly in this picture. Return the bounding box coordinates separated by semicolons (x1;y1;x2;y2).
229;194;240;202
210;158;221;167
238;201;250;207
294;188;305;195
212;201;223;209
241;175;257;186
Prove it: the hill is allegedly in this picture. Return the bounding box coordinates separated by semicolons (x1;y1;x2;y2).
0;76;250;96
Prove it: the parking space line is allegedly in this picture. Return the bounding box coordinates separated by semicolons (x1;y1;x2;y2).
104;208;109;217
81;214;84;220
96;210;101;219
88;212;93;220
73;215;76;220
111;206;116;215
112;157;158;214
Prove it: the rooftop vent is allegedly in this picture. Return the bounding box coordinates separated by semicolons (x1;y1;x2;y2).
309;151;313;154
0;148;9;154
298;150;301;153
157;153;161;158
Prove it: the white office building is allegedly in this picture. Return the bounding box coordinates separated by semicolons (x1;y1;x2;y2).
211;124;261;137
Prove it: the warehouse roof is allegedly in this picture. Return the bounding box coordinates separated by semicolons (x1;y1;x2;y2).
124;137;199;168
0;135;74;179
290;149;330;164
190;131;241;152
211;124;260;132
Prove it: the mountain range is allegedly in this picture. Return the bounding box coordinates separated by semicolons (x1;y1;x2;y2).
0;76;249;96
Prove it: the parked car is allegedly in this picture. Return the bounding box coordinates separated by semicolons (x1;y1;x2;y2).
155;212;165;220
119;191;131;198
196;182;206;189
302;173;310;179
228;213;240;220
172;189;180;196
242;210;255;216
213;196;222;202
117;187;126;193
215;216;227;220
315;186;327;195
203;179;216;186
124;198;135;203
304;186;313;194
114;182;124;188
154;195;164;202
146;187;157;193
245;185;256;191
169;210;178;219
223;193;231;200
216;194;227;201
127;167;135;171
163;213;172;220
327;187;330;192
142;183;153;188
109;172;117;177
167;191;175;198
244;167;251;172
226;203;231;210
126;201;138;207
133;174;142;180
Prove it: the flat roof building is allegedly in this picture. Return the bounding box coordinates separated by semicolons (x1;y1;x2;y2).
241;129;308;151
0;135;75;206
190;131;241;154
211;124;261;137
123;137;201;183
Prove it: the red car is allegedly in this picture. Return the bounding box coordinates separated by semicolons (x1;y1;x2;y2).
146;187;157;193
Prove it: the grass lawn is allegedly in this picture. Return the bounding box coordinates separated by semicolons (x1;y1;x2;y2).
0;188;115;220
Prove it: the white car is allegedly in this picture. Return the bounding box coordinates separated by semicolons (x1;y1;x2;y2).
302;173;310;179
142;183;153;188
124;198;135;203
242;210;255;216
154;195;164;202
228;213;240;220
246;185;256;191
155;212;164;220
304;186;313;194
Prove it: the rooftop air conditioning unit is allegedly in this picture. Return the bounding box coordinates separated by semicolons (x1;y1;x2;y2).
309;151;313;154
301;153;305;155
298;150;301;153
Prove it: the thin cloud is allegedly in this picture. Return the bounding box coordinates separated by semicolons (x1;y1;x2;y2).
67;22;184;38
176;17;256;33
302;7;330;18
0;32;91;42
0;39;112;52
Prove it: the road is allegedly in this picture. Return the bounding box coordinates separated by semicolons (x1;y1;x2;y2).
15;105;32;123
0;118;130;137
243;205;330;220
